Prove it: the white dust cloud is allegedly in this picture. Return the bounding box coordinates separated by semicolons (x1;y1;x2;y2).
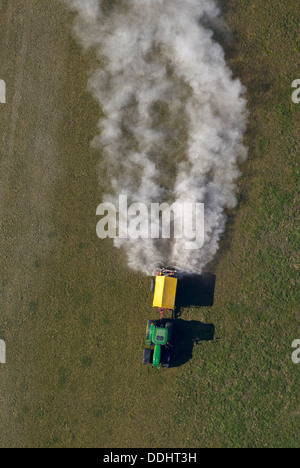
66;0;247;274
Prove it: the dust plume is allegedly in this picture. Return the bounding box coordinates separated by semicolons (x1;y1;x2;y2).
66;0;247;274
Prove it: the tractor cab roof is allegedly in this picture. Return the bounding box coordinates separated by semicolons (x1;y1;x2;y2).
152;327;168;346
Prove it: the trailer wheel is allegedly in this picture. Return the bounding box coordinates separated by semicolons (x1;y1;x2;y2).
143;348;153;365
150;278;155;293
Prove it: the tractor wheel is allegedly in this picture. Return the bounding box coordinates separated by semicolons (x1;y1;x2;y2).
161;348;171;368
146;320;154;340
143;348;153;365
150;278;155;293
165;322;174;341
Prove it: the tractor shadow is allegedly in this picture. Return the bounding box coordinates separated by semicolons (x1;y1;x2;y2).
169;273;216;367
170;319;215;368
174;273;216;316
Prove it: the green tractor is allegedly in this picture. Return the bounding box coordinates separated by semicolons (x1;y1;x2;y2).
143;320;174;369
143;268;178;369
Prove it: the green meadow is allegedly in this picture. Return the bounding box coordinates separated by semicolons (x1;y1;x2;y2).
0;0;299;448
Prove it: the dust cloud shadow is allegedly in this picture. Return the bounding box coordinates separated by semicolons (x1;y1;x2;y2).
170;319;215;368
175;273;216;315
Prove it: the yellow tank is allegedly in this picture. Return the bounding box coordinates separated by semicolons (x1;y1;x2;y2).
153;275;178;310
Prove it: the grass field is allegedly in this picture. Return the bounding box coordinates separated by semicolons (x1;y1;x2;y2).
0;0;299;448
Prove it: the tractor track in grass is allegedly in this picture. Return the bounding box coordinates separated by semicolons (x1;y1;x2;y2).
6;0;32;159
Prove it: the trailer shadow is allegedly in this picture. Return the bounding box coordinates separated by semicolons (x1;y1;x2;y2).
170;319;215;368
175;273;216;316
